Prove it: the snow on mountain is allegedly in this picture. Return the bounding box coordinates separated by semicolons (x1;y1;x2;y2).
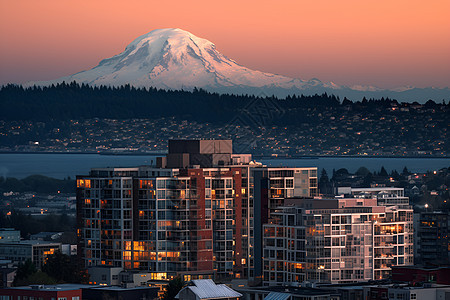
29;28;449;102
28;29;340;90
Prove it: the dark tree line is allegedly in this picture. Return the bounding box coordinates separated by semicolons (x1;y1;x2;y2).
0;211;76;238
0;175;75;193
2;82;441;124
14;252;88;286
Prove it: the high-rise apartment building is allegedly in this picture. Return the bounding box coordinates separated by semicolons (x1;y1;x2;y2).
414;211;450;266
76;140;317;281
263;197;414;285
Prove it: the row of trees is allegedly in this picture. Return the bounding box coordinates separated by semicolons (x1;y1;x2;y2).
0;175;75;194
14;252;88;286
1;82;444;122
0;211;76;239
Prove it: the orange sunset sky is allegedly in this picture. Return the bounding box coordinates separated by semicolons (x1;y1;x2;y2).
0;0;449;89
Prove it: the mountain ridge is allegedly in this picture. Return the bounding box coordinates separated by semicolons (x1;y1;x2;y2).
28;28;450;103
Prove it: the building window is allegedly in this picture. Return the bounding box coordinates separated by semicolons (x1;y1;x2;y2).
226;179;232;188
410;294;416;299
286;179;294;188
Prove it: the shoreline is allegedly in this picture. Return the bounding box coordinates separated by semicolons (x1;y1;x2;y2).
0;151;448;159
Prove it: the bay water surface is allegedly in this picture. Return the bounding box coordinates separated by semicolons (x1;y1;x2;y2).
0;153;448;179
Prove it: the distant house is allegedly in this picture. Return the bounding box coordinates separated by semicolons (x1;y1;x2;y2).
176;279;242;300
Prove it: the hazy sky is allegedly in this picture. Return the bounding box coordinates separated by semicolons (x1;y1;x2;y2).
0;0;449;89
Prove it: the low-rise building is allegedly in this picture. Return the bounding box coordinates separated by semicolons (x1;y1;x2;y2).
0;241;61;268
87;266;122;286
392;266;450;285
0;229;20;243
363;283;450;300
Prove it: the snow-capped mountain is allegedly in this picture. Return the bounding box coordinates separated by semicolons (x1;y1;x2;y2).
29;28;449;102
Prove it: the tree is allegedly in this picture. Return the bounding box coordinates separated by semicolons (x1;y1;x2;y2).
319;169;332;195
379;166;388;177
390;170;400;180
14;271;57;286
363;173;373;187
355;167;371;177
332;168;350;181
402;166;411;176
162;276;185;300
42;251;88;283
13;259;37;285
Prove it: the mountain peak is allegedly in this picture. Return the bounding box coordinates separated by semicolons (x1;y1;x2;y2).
126;28;215;51
35;28;297;90
27;29;450;102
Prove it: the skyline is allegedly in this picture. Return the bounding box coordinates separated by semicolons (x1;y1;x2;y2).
0;0;449;89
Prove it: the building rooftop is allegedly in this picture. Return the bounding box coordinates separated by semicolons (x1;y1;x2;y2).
89;285;158;291
1;240;60;246
263;292;291;300
349;187;404;192
176;279;242;299
242;286;338;296
9;284;93;291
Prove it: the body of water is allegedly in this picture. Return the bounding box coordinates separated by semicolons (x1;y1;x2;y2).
0;153;448;179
